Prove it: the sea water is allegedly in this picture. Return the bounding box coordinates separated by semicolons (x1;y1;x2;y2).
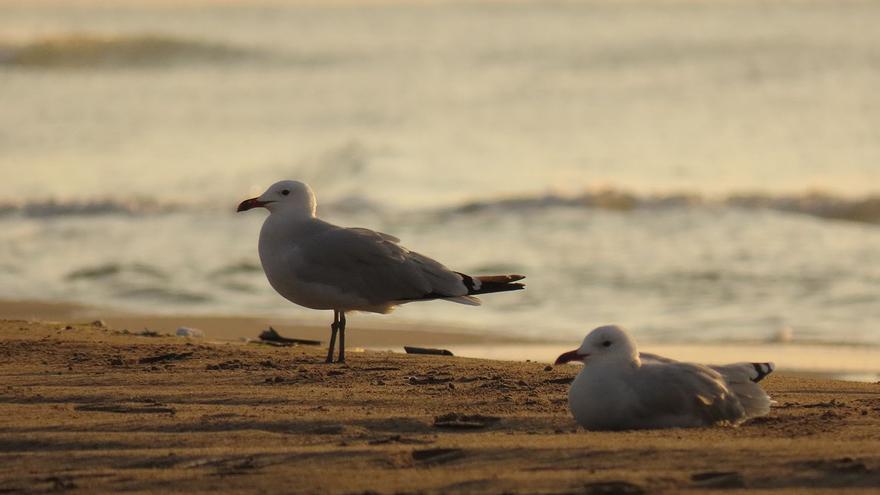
1;0;878;347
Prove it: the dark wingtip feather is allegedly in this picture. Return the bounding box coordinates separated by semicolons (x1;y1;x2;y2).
454;272;526;295
750;362;775;383
477;274;525;283
480;282;525;294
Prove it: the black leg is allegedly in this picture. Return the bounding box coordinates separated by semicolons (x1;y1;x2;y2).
325;311;339;363
337;312;346;363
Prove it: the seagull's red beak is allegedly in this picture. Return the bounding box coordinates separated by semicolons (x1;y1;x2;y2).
237;197;265;212
555;349;587;366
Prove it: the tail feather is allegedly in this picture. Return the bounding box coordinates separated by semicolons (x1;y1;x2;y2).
711;362;775;420
749;362;775;383
710;362;775;384
729;381;773;419
397;274;523;305
446;295;482;306
457;273;526;295
476;274;526;284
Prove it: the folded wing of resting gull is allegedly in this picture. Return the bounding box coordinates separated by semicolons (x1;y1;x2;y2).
640;353;775;383
237;180;525;364
557;325;773;430
625;361;750;428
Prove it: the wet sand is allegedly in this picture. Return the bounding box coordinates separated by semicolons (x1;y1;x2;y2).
0;299;540;347
2;318;880;494
4;299;879;382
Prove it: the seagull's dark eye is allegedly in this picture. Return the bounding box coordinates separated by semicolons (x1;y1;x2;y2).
281;189;290;196
602;340;612;347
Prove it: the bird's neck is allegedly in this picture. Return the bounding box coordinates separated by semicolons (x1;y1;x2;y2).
260;211;313;243
630;353;641;368
584;355;641;376
269;208;321;233
272;206;316;222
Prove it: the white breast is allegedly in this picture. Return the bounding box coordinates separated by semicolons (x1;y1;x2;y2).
568;364;637;430
257;214;375;312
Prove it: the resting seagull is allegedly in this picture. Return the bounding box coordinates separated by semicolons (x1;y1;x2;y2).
237;180;525;363
555;325;774;430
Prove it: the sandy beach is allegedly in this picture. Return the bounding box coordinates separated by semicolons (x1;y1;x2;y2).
2;316;879;494
4;300;879;382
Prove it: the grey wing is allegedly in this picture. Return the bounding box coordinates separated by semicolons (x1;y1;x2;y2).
643;353;773;383
348;227;400;244
296;226;467;304
628;362;747;428
639;352;677;364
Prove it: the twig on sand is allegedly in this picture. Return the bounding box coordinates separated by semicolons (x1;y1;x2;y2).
138;352;193;364
259;327;321;346
404;346;454;356
433;413;500;429
75;403;175;414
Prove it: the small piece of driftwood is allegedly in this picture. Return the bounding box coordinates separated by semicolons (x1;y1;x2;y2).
407;374;454;385
411;448;466;464
404;346;454;356
544;376;575;385
259;327;321;346
75;403;175;414
138;352;193;364
433;413;500;429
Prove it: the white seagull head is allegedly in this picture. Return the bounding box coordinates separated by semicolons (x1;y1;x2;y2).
237;180;317;217
555;324;639;366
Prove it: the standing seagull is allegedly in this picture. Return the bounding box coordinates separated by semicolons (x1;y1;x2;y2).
555;325;774;430
237;180;525;363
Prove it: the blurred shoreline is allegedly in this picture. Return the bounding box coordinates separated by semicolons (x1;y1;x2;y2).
3;298;878;382
1;187;879;224
0;299;538;347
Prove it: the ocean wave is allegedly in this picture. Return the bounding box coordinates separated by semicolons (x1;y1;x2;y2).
118;287;212;304
441;189;880;225
0;198;178;217
0;195;383;219
725;192;880;224
65;263;168;281
209;261;263;278
1;189;878;224
0;33;253;68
